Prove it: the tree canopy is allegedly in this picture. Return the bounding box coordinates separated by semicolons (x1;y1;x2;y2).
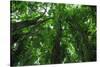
10;1;96;66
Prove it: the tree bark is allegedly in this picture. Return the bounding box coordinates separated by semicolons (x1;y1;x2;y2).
51;19;62;64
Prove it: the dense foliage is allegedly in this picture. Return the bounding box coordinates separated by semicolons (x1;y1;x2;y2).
10;1;96;66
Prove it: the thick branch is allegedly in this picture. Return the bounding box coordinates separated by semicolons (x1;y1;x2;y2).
11;7;47;32
11;17;51;33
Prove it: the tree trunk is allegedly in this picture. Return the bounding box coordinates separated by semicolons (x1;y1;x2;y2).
51;19;62;63
51;5;65;64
